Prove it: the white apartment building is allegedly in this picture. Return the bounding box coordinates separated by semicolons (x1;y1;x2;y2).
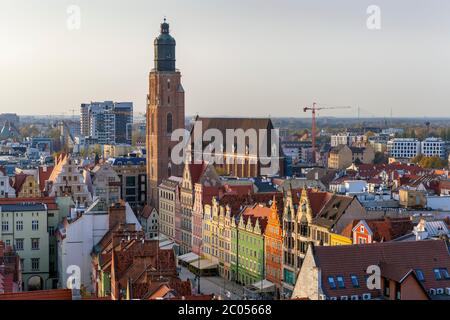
421;138;445;158
56;200;141;293
0;203;49;291
387;138;421;159
330;133;366;147
387;137;446;159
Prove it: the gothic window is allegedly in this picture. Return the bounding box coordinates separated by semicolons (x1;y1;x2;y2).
168;95;171;105
166;113;173;134
167;79;171;89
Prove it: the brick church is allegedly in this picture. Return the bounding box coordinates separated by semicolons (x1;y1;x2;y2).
146;20;284;207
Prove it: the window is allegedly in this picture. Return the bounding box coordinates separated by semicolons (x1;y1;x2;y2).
31;238;40;250
1;221;8;232
336;276;345;289
434;268;442;280
15;239;24;251
441;268;450;280
16;221;23;231
328;277;336;289
48;226;55;235
415;269;425;281
31;258;40;271
32;220;39;231
350;275;359;287
434;268;450;280
166;113;173;134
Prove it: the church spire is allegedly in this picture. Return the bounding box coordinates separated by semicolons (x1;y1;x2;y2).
154;18;176;71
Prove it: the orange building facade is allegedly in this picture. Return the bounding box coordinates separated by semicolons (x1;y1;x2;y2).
264;198;283;293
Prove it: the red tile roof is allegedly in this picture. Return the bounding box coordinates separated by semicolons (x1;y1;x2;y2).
139;205;154;219
0;197;58;210
0;289;73;300
11;173;28;194
188;162;207;185
314;240;450;297
38;165;54;192
342;217;414;242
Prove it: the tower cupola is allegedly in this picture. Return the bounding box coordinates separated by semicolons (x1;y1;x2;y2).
154;18;176;72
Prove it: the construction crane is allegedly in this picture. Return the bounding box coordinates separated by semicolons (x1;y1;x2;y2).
303;102;351;161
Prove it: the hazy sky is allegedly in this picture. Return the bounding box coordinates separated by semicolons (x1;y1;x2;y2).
1;0;450;118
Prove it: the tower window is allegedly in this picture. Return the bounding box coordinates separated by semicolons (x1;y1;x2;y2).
167;113;173;134
168;95;171;105
151;113;155;134
167;80;171;89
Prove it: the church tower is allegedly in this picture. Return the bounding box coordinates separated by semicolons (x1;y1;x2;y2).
146;19;185;206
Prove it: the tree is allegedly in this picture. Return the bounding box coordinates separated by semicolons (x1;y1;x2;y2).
417;156;447;169
411;154;424;164
374;151;387;164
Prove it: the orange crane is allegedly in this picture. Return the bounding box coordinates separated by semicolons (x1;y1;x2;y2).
303;102;351;161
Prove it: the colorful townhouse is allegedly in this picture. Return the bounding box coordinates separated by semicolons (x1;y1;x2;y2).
191;183;221;255
231;204;269;287
264;197;284;293
180;161;221;255
202;197;234;279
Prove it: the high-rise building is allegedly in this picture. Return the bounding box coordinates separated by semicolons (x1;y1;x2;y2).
79;101;133;145
146;19;185;206
114;103;133;144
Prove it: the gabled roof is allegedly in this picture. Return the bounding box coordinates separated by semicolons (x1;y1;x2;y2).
312;194;354;228
11;173;29;194
139;205;155;219
38;165;54;192
188;162;208;185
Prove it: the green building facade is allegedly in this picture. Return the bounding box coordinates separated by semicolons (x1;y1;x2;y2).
231;215;265;286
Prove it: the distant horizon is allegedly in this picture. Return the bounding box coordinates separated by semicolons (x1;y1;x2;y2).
14;113;450;121
2;0;450;117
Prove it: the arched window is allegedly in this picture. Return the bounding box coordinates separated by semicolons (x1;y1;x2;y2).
166;113;173;134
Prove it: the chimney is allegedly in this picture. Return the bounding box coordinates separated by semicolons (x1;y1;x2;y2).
414;218;429;241
109;201;127;230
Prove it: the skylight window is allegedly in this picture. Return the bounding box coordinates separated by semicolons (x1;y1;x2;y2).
328;277;336;289
415;269;425;281
336;276;345;289
350;275;359;287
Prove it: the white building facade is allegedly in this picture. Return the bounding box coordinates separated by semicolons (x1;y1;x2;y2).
387;138;421;159
421;138;445;158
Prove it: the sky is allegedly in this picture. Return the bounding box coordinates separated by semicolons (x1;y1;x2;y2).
1;0;450;118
